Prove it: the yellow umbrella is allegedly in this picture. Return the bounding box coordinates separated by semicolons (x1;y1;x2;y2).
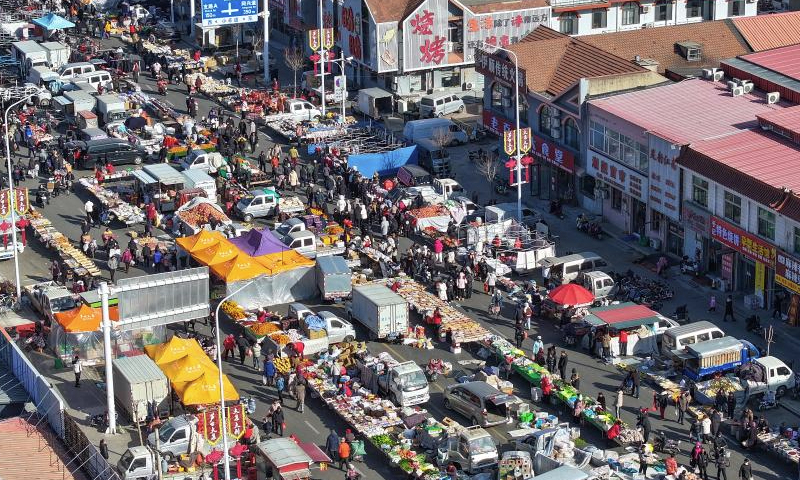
144;336;205;365
173;371;239;405
210;254;270;282
160;353;217;383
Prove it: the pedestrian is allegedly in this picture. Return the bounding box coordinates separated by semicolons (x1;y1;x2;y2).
50;260;61;283
570;368;580;389
657;392;668;419
678;390;689;425
272;404;284;436
295;377;306;412
531;336;544;357
85;199;94;224
514;324;525;348
557;351;568;380
716;448;730;480
107;253;119;282
122;248;133;273
338;438;351;470
773;291;784;319
325;429;340;464
727;391;736;419
638;445;649;476
665;453;678;477
99;439;109;459
723;294;735;322
222;334;236;361
631;368;641;398
72;353;82;387
618;329;628;356
738;459;752;480
698;447;710;480
236;334;248;364
541;374;552;405
637;409;651;443
711;408;722;436
251;341;261;369
615;388;623;420
276;374;286;403
597;392;607;411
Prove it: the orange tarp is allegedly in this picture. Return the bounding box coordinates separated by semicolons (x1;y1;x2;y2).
192;239;240;266
176;230;225;253
209;254;270;282
254;250;314;275
172;371;239;405
160;353;218;383
54;304;119;332
144;336;206;364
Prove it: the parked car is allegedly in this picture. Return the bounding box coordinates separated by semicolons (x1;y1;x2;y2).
444;381;521;427
66;138;149;169
419;92;465;118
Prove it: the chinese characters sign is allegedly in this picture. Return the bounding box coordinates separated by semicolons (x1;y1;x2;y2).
13;188;28;216
710;216;776;267
587;153;646;200
483;111;575;173
200;0;259;27
200;409;222;445
482;109;514;136
0;190;10;219
682;201;710;236
777;251;800;294
648;135;680;221
227;404;246;439
474;49;526;91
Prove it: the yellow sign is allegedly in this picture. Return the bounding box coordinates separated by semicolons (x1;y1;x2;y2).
320;462;328;471
755;261;765;293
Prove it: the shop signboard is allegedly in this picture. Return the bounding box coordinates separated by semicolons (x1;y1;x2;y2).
721;253;734;283
587;153;646;201
683;201;710;237
710;216;776;268
647;135;680;221
0;189;10;219
776;250;800;294
482;111;575;172
227;403;246;439
401;0;547;72
475;49;526;91
376;22;400;72
482;109;514;136
201;409;222;445
755;261;765;292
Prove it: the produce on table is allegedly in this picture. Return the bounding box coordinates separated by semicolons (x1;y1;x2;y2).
274;357;291;374
407;205;448;219
176;203;230;228
370;434;396;449
270;333;290;346
248;322;280;336
221;300;247;320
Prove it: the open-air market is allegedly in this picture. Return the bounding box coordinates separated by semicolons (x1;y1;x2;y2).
5;0;800;480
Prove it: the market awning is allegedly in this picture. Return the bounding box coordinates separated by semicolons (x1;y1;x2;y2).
256;438;312;469
548;283;594;306
172;371;239;405
32;13;75;30
54;304;119;332
229;228;289;256
160;353;217;383
583;303;661;330
176;230;225;253
143;164;185;186
144;336;206;364
210;254;270;282
254;250;315;275
193;239;240;266
132;169;157;185
298;442;331;464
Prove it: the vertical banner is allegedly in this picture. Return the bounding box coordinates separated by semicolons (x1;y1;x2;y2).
721;253;734;285
519;128;532;153
323;28;335;49
0;190;10;219
201;409;222;445
13;188;28;216
503;129;516;155
309;29;321;51
227;404;246;439
789;294;800;327
755;261;765;293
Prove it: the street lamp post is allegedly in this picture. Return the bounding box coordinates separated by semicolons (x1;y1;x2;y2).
3;89;45;300
214;279;255;480
329;55;352;119
318;0;326;116
482;43;523;224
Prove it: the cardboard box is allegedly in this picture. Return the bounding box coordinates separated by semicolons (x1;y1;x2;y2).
306;328;327;340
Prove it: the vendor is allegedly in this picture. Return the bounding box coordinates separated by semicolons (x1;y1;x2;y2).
607;419;622;447
256;307;268;323
339;380;352;397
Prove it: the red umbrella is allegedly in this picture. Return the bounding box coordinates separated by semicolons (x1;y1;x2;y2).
548;283;594;306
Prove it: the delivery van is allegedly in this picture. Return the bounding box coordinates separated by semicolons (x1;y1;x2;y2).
416;138;452;178
403;118;469;146
661;321;725;356
397;165;434;187
419;92;465;118
57;62;96;80
182;169;217;200
78;70;113;92
538;252;610;284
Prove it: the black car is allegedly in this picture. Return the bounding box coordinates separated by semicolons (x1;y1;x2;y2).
66;138;148;169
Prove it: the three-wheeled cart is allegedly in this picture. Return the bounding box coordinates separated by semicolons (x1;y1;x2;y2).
255;438;331;480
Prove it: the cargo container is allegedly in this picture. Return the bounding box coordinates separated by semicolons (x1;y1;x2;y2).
347;284;408;340
112;355;169;423
315;256;352;301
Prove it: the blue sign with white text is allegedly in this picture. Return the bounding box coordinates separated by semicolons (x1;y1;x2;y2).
200;0;259;27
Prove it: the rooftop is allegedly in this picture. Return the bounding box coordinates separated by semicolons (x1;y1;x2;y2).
364;0;422;23
756;105;800;138
732;11;800;51
588;78;780;145
509;27;648;97
739;44;800;80
458;0;549;13
721;57;800;100
580;20;751;78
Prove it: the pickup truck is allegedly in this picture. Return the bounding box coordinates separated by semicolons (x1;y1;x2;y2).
234;188;305;222
263;99;322;123
262;309;357;356
357;357;430;407
387;178;464;207
282;230;345;259
433;425;498;474
23;281;79;325
179;149;227;174
118;445;212;480
739;356;795;400
274;217;308;237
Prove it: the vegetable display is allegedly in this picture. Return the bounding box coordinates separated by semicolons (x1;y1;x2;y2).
248;322;280;336
221;300;247;320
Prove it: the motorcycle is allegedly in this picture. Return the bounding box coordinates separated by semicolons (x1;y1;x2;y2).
35;187;49;208
426;359;445;382
680;256;702;276
757;390;778;411
576;215;603;240
653;431;681;455
90;410;119;430
157;79;168;95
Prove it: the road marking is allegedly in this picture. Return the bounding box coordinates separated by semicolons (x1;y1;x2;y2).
304;420;320;434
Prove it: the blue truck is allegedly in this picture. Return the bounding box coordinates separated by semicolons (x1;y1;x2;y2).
674;336;760;382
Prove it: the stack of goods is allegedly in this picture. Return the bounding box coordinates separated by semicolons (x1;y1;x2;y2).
248;322;280;339
756;429;800;463
389;279;489;343
175;202;231;230
420;227;458;248
188;73;238;97
221;300;248;321
78;177;144;225
27;211;101;278
407;205;449;219
273;356;292;374
167;142;216;160
694;377;743;404
303;314;327;340
148;97;179;120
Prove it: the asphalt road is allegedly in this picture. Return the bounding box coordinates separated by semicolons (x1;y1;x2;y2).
3;42;799;480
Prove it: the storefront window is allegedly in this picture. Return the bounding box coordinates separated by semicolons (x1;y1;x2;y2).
687;0;701;16
611;188;622;211
656;0;673;20
692;176;708;207
582;175;596;198
589;121;648;172
564;118;579;150
491;82;506;109
794;227;800;254
758;207;776;240
441;69;461;88
723;191;741;224
651;210;663;232
539;106;551;133
728;0;744;16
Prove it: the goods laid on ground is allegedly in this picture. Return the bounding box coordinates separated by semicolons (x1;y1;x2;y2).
78;177;145;225
756;430;800;464
186;73;237;96
28;210;101;278
175;202;230;229
407;205;449;220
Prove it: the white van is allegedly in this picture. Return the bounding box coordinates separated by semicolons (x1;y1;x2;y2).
538;252;610;284
403;118;469;146
182;169;217;200
58;62;96;81
660;321;725;356
78;70;112;92
419;92;465;117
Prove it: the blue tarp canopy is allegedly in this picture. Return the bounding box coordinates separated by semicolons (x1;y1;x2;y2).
32;13;75;30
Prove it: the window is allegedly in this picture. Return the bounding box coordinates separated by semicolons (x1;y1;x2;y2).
793;227;800;254
589;121;648;171
758;207;776;240
611;188;623;211
692;176;709;208
564;117;579;149
687;0;701;17
622;2;640;25
592;8;608;28
655;0;673;21
491;82;506;109
728;0;744;16
723;191;742;224
539;106;552;133
559;12;578;34
651;210;663;232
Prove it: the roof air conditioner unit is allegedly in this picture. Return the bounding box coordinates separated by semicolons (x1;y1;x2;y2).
727;81;738;91
731;86;744;97
767;91;780;104
742;82;754;94
713;70;724;82
551;126;562;139
463;82;474;91
702;68;713;79
641;5;650;13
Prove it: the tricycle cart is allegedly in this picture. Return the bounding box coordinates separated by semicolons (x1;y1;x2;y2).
255;438;331;480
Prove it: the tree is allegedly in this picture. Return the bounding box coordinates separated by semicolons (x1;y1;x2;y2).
476;150;500;202
284;47;305;97
431;127;453;149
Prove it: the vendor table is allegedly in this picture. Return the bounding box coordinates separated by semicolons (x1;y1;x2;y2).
27;210;101;279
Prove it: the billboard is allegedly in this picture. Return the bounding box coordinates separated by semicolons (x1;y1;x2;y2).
200;0;259;27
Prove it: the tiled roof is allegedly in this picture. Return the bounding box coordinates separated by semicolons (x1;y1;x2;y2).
740;44;800;80
508;26;647;97
465;0;548;14
364;0;422;23
0;417;86;480
588;78;780;145
580;20;751;77
732;11;800;51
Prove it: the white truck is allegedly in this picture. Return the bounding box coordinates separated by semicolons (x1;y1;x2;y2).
23;281;78;325
282;230;345;259
739;356;795;401
179;149;227;174
263;99;322;123
430;425;499;474
234;188;305;222
96;94;130;125
347;284;409;341
388;178;464;207
357;355;430;407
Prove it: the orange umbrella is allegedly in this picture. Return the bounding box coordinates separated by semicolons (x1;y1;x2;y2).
193;239;240;266
161;353;217;383
54;304;119;332
172;371;239;405
176;230;225;253
210;254;270;282
144;336;206;364
548;283;595;306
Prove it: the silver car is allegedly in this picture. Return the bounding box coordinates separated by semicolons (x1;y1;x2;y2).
444;381;518;427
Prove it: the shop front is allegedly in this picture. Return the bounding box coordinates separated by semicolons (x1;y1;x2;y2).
647;134;681;253
585;151;648;235
709;216;776;308
776;251;800;325
682;200;712;270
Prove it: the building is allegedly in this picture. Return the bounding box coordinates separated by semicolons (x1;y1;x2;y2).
548;0;755;36
731;11;800;51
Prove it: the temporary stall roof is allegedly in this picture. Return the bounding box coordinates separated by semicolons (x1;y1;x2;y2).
193;239;240;266
144;336;206;364
160;353;217;383
143;164;185;186
254;250;315;275
32;13;75;30
176;230;225;252
583;302;661;330
230;228;289;257
256;438;312;469
54;304;119;332
548;284;594;306
132;169;157;185
210;254;270;282
172;371;238;405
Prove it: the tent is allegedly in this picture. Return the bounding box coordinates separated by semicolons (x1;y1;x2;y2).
176;230;225;253
144;336;206;364
160;353;217;383
32;13;75;31
209;254;270;282
173;371;239;405
255;250;314;275
229;228;289;257
54;304;119;333
193;239;240;266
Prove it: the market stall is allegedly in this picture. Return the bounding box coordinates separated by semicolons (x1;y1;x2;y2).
136;164;186;213
255;438;331;480
582;303;664;357
78;175;145;225
28;210;102;281
173;197;232;234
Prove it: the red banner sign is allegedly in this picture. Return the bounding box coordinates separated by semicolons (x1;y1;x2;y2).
308;29;321;51
776;250;800;294
323;28;335;50
482;109;514;137
200;409;222;445
483;110;575;173
710;216;776;267
0;190;10;219
227;404;246;439
13;188;28;216
474;49;526;91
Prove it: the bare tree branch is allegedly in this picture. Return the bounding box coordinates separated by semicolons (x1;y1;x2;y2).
283;47;306;97
431;127;453;149
476;150;500;202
